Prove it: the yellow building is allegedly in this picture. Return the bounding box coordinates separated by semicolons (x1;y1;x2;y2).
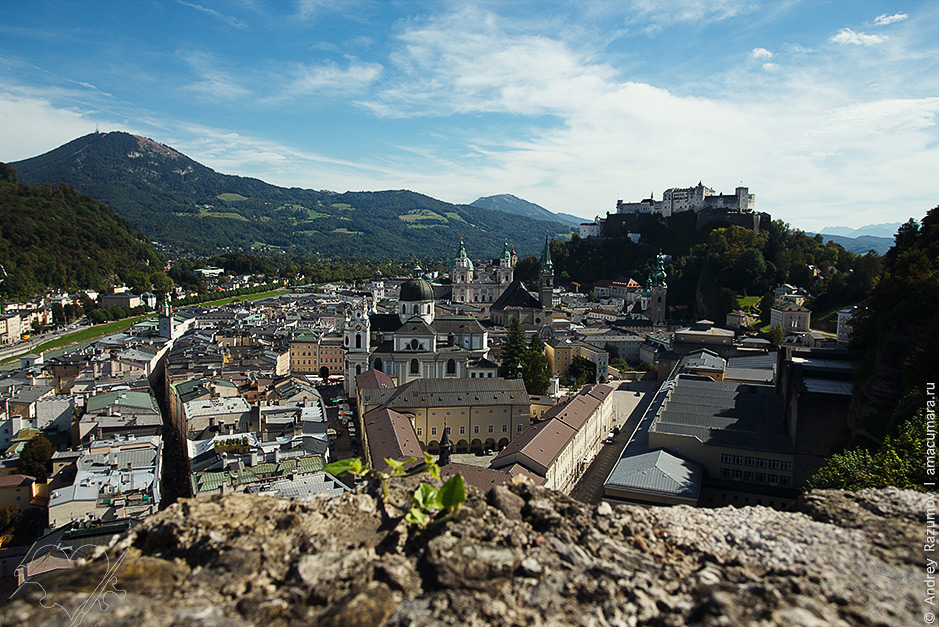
289;331;344;378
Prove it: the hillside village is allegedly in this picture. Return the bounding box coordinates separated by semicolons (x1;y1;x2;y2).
0;225;870;600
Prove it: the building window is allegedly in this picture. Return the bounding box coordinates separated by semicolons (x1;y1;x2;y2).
416;427;423;436
488;425;494;433
502;424;508;433
769;459;780;470
431;427;437;436
460;426;466;435
721;468;732;478
744;471;754;481
780;475;791;487
445;427;451;434
733;455;744;465
517;424;523;432
474;426;479;434
781;461;792;472
757;458;767;468
446;359;456;375
745;457;755;466
756;473;766;483
410;359;419;374
768;474;778;484
721;454;732;464
732;469;742;480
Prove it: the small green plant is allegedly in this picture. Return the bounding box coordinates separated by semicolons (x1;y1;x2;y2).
324;453;465;527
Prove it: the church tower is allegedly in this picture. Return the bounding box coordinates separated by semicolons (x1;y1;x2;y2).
539;232;554;310
497;239;514;285
344;301;371;395
158;302;174;339
650;252;668;326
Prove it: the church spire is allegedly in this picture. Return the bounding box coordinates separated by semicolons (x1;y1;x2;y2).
540;231;553;267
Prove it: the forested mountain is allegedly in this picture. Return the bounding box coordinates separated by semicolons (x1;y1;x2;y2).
849;207;939;439
808;232;893;255
0;164;164;300
10;132;570;261
471;194;582;227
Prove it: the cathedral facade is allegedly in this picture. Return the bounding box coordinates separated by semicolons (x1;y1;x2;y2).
450;239;517;306
344;267;496;395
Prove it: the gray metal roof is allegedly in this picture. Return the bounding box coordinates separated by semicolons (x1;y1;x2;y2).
605;450;702;498
651;375;792;454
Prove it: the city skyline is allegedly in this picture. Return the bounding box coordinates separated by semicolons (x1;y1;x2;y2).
1;0;937;231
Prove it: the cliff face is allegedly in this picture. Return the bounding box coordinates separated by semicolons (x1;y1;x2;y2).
3;478;925;626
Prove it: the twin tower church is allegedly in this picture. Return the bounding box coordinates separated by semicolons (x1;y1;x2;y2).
342;234;666;396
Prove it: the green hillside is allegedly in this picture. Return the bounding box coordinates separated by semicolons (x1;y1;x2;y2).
10;132;570;261
0;164;164;300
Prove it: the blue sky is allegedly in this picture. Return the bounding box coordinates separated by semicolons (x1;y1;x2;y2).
1;1;936;232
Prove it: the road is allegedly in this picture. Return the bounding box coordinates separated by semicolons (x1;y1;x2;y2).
568;379;658;505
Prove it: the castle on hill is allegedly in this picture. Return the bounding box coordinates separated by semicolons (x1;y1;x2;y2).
580;181;770;238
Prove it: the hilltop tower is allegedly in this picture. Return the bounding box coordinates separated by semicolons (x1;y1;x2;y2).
539;232;554;310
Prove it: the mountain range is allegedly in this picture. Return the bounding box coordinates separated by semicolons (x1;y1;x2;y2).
818;223;902;238
8;132;573;261
471;194;583;227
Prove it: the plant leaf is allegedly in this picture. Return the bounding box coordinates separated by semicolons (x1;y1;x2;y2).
405;507;429;526
426;461;441;482
412;483;442;512
324;457;363;477
439;473;466;512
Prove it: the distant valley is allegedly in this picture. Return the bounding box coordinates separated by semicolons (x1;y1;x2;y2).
9;132;573;261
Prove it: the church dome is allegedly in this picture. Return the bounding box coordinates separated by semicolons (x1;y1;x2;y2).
399;277;435;302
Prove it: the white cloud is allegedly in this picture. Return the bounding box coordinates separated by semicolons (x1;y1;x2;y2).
762;62;778;71
0;91;100;162
627;0;750;32
874;13;908;26
751;47;773;59
830;28;887;46
280;58;382;98
176;1;247;29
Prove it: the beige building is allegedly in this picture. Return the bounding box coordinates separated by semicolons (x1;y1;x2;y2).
491;384;615;494
770;302;811;333
358;377;530;454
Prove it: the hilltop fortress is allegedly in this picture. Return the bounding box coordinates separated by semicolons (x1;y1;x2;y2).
581;181;771;238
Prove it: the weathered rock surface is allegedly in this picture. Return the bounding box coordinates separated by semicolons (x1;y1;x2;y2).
2;479;925;626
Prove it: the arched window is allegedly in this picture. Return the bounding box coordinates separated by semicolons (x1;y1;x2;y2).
355;333;362;349
410;359;420;374
355;364;361;375
446;359;456;375
374;358;383;372
410;339;420;350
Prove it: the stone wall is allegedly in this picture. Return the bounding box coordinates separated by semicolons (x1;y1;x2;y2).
3;479;925;626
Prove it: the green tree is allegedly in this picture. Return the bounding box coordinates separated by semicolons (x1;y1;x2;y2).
767;324;785;348
808;410;927;491
758;292;775;324
18;435;54;483
500;318;527;378
565;356;596;389
522;334;551;396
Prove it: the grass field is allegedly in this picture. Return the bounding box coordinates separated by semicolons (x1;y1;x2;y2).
736;295;761;312
217;193;247;201
332;228;364;235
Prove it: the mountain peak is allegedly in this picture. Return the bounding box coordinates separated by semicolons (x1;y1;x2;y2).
471;194;581;227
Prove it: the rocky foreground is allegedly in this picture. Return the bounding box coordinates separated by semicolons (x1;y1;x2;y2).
3;478;925;626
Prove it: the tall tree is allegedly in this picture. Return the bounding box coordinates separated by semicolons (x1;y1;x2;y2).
522;334;551;396
18;435;54;483
500;318;527;379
